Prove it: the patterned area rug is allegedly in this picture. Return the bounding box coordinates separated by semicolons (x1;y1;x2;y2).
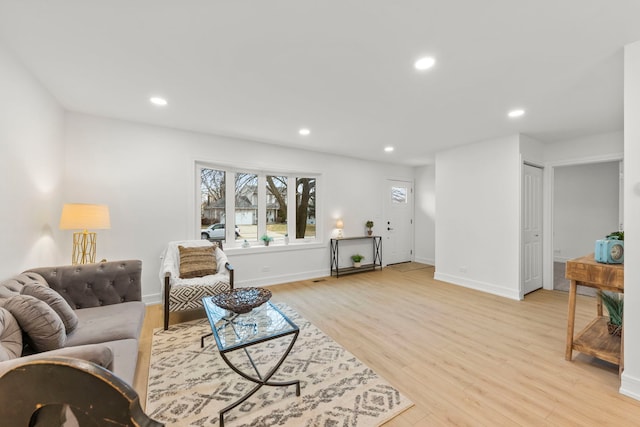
146;304;413;426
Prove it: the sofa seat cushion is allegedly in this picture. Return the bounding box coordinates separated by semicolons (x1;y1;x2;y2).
64;301;145;348
104;338;139;385
2;295;65;352
21;283;79;333
0;308;22;361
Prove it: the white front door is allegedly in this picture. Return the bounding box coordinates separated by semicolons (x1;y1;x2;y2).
523;164;543;294
385;179;414;265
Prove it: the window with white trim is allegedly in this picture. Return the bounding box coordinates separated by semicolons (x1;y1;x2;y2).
198;163;319;246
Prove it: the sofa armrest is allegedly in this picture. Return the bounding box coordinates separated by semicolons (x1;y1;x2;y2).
0;343;114;378
24;260;142;310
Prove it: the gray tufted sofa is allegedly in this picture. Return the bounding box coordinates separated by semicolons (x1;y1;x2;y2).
0;260;145;385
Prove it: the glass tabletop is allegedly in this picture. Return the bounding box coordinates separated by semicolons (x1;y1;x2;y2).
203;297;298;352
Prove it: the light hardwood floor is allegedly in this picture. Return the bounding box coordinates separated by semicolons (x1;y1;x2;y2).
134;265;640;426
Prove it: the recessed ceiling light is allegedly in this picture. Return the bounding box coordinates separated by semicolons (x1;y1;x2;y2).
414;57;436;71
508;109;525;118
299;128;310;136
384;146;394;153
150;97;168;106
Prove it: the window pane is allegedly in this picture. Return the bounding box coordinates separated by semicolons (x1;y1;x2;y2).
392;186;407;204
201;168;226;241
296;177;316;239
235;172;258;242
266;176;287;241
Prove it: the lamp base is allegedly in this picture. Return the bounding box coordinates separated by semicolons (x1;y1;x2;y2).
72;231;97;265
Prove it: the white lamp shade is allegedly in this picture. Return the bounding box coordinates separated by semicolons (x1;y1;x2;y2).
336;219;344;229
59;204;111;230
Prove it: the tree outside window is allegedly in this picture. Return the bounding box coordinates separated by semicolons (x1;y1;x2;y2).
266;176;287;239
296;177;316;239
201;168;226;241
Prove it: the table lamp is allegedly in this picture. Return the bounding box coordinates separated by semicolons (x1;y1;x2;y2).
59;204;111;264
336;219;344;238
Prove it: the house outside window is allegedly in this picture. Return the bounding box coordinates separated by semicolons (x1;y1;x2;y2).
198;163;319;246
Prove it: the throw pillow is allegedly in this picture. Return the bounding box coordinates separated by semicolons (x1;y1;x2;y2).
178;245;217;279
21;283;79;333
0;307;22;361
3;294;65;352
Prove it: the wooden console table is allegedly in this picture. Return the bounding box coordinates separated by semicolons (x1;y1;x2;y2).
330;236;382;278
565;253;624;370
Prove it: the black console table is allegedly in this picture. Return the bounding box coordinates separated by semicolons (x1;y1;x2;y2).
330;236;382;278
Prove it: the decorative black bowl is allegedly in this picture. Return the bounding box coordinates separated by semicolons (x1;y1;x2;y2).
210;287;272;314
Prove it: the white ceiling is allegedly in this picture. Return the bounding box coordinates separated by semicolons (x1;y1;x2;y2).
1;1;639;165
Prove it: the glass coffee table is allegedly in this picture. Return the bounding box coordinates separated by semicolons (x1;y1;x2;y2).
202;296;300;426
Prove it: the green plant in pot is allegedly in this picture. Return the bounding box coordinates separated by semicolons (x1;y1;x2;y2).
260;234;273;246
598;290;623;336
365;220;374;236
351;254;364;268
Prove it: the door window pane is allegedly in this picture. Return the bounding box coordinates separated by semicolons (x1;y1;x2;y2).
235;173;258;241
296;177;316;239
201;168;226;241
392;186;407;204
266;176;287;241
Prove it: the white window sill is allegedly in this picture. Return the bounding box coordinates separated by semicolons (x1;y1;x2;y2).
224;240;325;255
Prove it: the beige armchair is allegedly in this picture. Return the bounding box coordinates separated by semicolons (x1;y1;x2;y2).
160;240;234;330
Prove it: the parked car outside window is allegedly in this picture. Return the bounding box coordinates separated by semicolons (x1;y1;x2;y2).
201;224;240;240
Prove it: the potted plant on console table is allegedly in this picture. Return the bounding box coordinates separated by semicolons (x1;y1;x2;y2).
365;220;374;236
351;254;364;268
598;290;623;336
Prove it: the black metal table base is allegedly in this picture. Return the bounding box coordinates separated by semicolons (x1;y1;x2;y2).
203;313;300;427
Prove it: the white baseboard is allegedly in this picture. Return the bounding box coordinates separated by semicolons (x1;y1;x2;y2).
620;371;640;401
236;269;328;288
434;272;521;300
142;269;329;304
414;256;434;266
143;293;162;305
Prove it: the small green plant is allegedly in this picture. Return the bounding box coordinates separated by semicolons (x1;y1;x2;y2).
351;254;365;262
260;234;273;245
607;231;624;240
365;220;374;229
598;290;623;335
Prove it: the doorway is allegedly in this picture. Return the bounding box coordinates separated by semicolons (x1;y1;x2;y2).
552;161;621;293
384;179;414;265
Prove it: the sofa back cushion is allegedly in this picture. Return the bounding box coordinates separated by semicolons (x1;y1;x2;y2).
21;283;79;333
2;295;65;352
0;307;22;361
25;261;142;309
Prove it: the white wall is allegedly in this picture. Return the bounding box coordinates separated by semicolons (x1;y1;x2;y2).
413;164;435;265
434;135;521;299
62;113;413;302
544;131;624;164
620;39;640;400
0;42;64;278
553;162;620;261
